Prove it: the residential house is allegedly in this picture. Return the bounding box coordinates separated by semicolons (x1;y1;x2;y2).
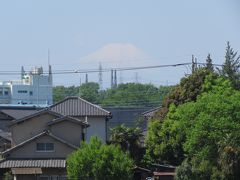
0;130;11;152
133;164;176;180
151;164;176;180
141;107;161;145
0;105;40;132
0;96;111;179
50;96;111;143
0;108;89;180
141;106;161;123
0;106;39;152
105;107;151;139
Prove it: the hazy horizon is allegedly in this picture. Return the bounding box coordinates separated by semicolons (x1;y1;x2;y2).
0;0;239;88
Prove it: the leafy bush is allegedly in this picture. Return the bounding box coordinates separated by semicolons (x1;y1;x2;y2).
67;137;134;180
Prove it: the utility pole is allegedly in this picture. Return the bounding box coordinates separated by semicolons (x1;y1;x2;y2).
191;55;197;74
98;62;103;90
79;75;82;97
85;74;88;83
111;69;114;88
135;72;139;83
119;71;123;84
114;70;117;88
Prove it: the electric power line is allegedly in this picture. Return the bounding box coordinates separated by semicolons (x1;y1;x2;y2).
0;62;222;76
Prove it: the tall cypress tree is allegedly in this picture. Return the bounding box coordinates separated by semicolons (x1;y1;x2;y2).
206;53;214;72
220;42;240;89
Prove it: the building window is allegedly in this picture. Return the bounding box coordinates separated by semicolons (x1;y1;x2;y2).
36;143;54;152
4;91;9;95
18;90;27;93
29;91;33;96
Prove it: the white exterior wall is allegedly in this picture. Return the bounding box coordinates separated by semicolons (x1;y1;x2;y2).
30;75;53;105
0;85;11;104
0;67;52;106
11;85;31;104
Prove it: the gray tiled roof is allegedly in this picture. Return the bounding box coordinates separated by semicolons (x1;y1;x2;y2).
0;129;11;141
47;116;89;127
9;109;63;126
2;131;77;156
141;107;161;117
50;96;110;117
0;159;66;168
105;107;152;138
0;109;38;120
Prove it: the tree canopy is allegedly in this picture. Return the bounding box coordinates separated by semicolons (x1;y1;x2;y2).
53;83;172;107
109;124;143;163
146;75;240;179
219;41;240;89
153;66;215;120
67;137;134;180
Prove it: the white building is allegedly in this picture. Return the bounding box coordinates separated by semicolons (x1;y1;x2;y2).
0;66;53;106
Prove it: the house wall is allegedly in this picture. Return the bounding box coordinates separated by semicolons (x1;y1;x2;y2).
8;134;74;159
15;175;35;180
0;112;13;131
0;120;11;132
76;117;106;143
10;113;57;146
50;121;83;146
0;138;11;152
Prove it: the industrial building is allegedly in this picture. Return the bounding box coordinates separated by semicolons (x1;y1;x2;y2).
0;66;53;106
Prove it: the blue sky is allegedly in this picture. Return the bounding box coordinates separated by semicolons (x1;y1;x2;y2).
0;0;239;87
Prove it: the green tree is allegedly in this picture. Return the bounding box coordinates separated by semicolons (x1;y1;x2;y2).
53;85;79;103
218;133;240;179
154;68;216;120
146;75;240;179
79;82;100;103
100;83;172;107
110;124;143;163
53;83;172;107
174;77;240;179
145;105;185;166
206;53;214;72
219;41;240;89
67;137;133;180
3;172;13;180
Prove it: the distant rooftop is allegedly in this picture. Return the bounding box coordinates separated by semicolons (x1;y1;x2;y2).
50;96;110;117
0;104;46;109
